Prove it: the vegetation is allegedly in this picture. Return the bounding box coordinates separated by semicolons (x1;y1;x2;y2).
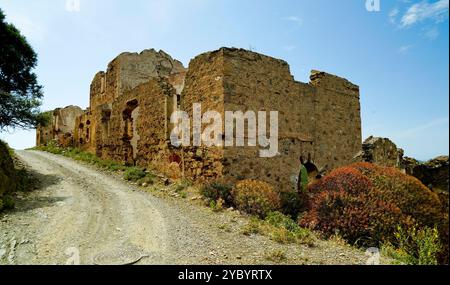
200;181;233;206
300;162;448;263
1;140;35;211
123;167;146;181
265;249;287;263
0;9;44;130
242;212;316;247
382;225;442;265
231;179;281;218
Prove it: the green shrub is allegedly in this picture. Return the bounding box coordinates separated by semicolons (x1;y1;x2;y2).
383;225;442;265
201;182;233;205
137;174;155;186
298;164;309;192
176;179;192;192
2;195;15;209
231;179;281;218
123;167;146;182
278;190;307;219
242;213;315;246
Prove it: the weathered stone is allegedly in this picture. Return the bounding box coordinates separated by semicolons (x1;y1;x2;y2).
36;105;83;147
356;136;449;194
37;47;364;192
355;136;404;168
413;156;449;192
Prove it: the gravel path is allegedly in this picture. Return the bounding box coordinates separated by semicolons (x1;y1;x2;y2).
0;150;377;265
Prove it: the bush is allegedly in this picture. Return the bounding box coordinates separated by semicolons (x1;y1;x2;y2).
231;179;281;218
352;163;442;227
383;225;442;265
200;181;233;205
278;190;308;219
123;167;146;182
300;167;412;247
300;163;446;252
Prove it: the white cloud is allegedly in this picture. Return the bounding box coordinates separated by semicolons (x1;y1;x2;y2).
400;0;449;27
423;26;440;39
397;44;414;54
283;16;303;26
65;0;81;12
389;7;400;24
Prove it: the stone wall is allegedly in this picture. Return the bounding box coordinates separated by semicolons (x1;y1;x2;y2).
39;47;365;191
180;48;362;192
413;156;449;192
355;136;404;168
356;136;449;193
36;105;83;147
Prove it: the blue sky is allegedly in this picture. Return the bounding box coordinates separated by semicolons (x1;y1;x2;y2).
0;0;448;160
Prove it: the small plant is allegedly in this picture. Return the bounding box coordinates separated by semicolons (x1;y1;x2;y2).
231;180;281;218
241;212;316;246
382;225;442;265
265;249;287;263
200;181;233;205
210;198;224;212
278;190;306;219
123;167;146;182
176;179;192;192
298;164;309;192
137;174;155;186
0;195;15;210
218;223;232;233
241;217;263;236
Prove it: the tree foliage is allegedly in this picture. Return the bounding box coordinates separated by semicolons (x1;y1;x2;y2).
0;8;43;131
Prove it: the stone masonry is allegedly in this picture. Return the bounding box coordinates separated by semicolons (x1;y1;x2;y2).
36;105;83;147
37;47;363;192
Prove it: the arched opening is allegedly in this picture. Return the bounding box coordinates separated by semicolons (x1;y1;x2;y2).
122;99;139;164
303;161;319;181
78;123;85;145
300;154;321;184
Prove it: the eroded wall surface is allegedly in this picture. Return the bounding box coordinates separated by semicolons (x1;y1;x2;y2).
36;105;83;147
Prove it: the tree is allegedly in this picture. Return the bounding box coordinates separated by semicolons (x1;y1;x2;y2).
0;8;43;131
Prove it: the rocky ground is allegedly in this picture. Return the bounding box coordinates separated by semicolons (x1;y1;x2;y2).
0;150;386;265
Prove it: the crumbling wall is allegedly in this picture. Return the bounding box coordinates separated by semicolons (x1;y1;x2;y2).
178;49;226;181
413;156;449;192
41;48;365;191
76;49;187;156
102;78;176;168
355;136;404;168
310;70;362;172
218;48;318;191
36;106;83;147
185;48;362;191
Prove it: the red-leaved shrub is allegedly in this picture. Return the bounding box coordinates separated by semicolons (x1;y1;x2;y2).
300;163;445;250
300;167;411;246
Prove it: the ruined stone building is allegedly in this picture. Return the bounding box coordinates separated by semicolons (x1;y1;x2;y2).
36;105;83;147
37;48;363;192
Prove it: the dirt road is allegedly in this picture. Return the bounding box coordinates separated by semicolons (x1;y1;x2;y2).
0;150;372;265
